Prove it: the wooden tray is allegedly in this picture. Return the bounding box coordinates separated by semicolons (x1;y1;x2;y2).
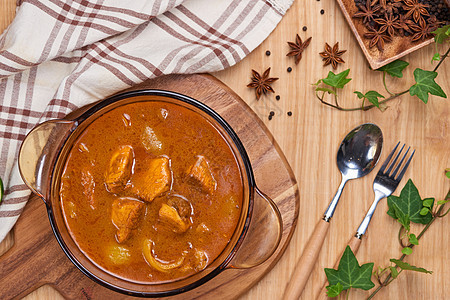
337;0;434;69
0;74;299;300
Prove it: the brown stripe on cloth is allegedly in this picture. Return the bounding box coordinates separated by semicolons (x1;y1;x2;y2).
0;51;36;67
73;0;153;21
150;18;230;69
233;2;272;45
47;0;142;30
52;55;83;64
0;62;23;74
27;0;122;42
4;184;29;194
0;119;37;131
3;195;30;205
0;206;26;217
73;0;106;50
0;106;42;118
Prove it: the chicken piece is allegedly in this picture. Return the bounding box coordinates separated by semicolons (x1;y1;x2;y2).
159;196;192;233
81;170;95;209
107;245;131;265
105;145;134;194
131;156;172;202
186;155;217;194
142;126;162;152
193;249;208;271
111;197;145;243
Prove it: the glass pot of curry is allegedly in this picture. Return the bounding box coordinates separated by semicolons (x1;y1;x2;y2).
18;89;282;297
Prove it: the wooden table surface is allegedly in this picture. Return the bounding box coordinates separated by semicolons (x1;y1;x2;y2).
1;0;449;299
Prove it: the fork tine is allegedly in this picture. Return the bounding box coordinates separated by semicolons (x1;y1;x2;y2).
396;149;415;181
378;142;400;174
391;146;410;178
385;143;405;175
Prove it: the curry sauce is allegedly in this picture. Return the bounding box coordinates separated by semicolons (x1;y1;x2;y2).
59;101;243;283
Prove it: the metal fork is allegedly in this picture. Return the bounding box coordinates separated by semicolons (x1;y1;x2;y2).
355;142;415;238
317;142;415;299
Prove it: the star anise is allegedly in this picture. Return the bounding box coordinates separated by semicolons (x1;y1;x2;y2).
382;0;403;15
375;13;402;37
364;27;392;50
319;42;347;69
247;68;279;100
426;15;443;32
286;34;312;64
397;14;415;35
409;21;431;41
403;0;430;24
353;1;381;25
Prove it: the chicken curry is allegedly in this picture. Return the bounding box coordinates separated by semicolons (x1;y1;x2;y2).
60;100;243;283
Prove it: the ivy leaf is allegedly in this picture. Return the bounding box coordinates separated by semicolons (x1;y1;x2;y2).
322;69;352;89
431;52;440;63
387;179;433;224
445;168;450;179
354;90;385;108
402;247;413;255
390;259;433;274
409;69;447;103
409;233;419;245
422;198;434;208
389;266;399;279
377;60;409;78
325;246;375;291
432;25;450;44
326;282;344;298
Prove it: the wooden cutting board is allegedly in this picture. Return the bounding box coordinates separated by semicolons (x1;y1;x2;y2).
0;74;299;299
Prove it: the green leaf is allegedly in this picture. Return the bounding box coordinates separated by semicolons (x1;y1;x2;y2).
402;247;413;255
354;90;385;108
377;60;409;78
419;207;429;216
326;282;344;298
409;69;447;103
387;179;433;224
409;233;419;245
322;69;352;89
431;52;441;63
445;168;450;179
316;87;337;95
390;259;433;274
437;199;449;205
422;198;434;208
325;246;375;291
389;266;399;279
432;25;450;44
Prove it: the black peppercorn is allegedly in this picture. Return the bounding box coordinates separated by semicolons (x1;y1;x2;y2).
287;67;292;72
276;95;281;100
287;111;292;116
302;26;307;31
320;9;325;14
265;50;271;56
269;111;275;116
268;115;273;120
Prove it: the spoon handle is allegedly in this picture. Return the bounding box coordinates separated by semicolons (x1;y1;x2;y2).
316;236;362;299
283;219;330;300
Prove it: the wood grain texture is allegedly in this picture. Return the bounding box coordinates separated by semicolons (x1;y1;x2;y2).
0;74;299;300
1;0;450;299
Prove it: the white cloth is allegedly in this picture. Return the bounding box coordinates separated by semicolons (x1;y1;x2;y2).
0;0;293;242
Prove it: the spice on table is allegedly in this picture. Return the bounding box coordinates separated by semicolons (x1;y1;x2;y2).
319;42;347;69
286;34;312;64
276;95;281;100
320;9;325;14
269;111;275;116
302;26;307;31
266;50;271;56
247;68;279;100
287;67;292;72
287;111;292;116
268;115;273;120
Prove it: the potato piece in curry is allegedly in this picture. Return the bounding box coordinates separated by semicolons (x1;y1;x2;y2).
111;197;145;243
105;145;134;194
186;155;217;194
130;156;172;202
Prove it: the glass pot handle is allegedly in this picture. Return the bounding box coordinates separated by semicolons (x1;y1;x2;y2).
229;186;283;269
18;120;76;204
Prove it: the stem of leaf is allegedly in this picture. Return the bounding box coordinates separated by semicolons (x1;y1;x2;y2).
382;72;395;96
433;46;450;72
346;288;350;300
367;188;450;300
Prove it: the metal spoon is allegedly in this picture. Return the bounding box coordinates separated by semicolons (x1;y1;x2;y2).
283;123;383;300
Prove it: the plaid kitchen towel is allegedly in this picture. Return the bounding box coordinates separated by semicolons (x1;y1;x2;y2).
0;0;293;242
